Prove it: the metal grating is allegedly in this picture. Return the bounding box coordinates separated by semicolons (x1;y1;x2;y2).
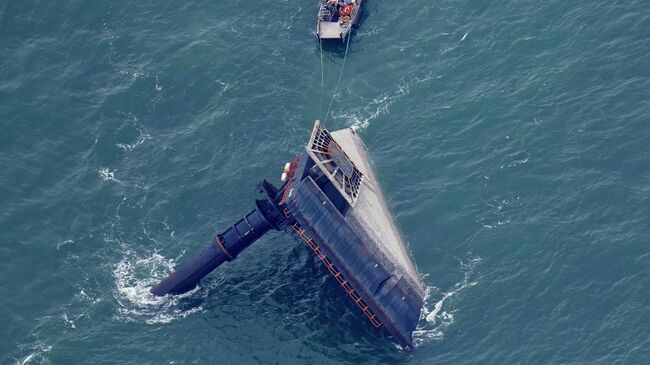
306;121;363;207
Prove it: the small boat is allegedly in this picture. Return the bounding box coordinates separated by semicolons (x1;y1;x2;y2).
317;0;362;41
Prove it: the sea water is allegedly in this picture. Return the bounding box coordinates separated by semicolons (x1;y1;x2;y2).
1;1;649;363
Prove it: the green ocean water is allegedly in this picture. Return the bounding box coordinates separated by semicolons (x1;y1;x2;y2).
1;0;649;364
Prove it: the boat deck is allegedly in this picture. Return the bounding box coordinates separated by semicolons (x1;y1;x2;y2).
319;21;343;39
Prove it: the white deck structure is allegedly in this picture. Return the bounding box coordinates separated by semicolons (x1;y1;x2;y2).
330;128;422;287
319;21;344;39
316;0;362;40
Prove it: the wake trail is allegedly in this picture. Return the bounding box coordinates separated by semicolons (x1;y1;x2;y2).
341;72;437;132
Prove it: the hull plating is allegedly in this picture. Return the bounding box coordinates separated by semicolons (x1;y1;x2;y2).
286;126;425;348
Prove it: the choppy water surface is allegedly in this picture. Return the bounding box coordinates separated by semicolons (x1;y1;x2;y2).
1;1;649;364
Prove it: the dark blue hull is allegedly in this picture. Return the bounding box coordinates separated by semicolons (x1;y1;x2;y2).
286;174;424;348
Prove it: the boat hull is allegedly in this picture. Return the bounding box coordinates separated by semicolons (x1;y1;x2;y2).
285;125;425;348
316;0;362;41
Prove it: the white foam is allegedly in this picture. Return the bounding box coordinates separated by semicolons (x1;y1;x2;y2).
424;279;477;324
77;289;102;305
413;257;481;346
341;74;434;132
55;239;74;250
479;195;520;229
500;151;530;169
118;70;151;80
217;79;229;93
16;342;52;365
61;313;77;329
354;25;380;39
155;75;163;91
342;85;409;132
112;251;203;324
116;126;151;152
98;167;119;183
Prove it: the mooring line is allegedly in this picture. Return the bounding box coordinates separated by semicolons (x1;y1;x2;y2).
319;37;325;118
324;30;352;124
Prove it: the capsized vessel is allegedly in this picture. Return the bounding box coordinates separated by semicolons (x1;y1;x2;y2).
151;121;425;348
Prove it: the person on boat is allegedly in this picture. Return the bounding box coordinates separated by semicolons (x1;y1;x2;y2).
338;2;352;18
326;0;339;22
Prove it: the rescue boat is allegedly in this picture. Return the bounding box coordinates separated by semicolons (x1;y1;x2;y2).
316;0;362;41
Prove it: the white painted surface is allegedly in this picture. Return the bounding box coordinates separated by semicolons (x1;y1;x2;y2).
331;128;423;288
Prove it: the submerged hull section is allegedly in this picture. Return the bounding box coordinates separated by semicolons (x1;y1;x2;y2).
285;123;425;348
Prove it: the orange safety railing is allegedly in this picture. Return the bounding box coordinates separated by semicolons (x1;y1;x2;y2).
290;221;382;328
